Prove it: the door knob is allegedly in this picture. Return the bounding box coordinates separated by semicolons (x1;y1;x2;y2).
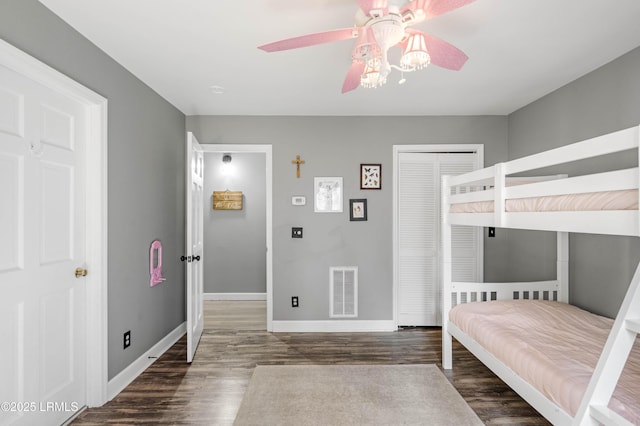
75;267;88;278
181;255;200;262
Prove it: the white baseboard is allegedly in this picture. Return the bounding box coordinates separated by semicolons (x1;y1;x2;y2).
107;322;186;401
271;320;397;332
204;292;267;301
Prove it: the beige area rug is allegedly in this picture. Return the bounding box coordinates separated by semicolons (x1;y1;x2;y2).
233;364;483;425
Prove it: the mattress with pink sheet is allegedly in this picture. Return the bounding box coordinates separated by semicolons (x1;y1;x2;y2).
449;189;638;213
449;300;640;423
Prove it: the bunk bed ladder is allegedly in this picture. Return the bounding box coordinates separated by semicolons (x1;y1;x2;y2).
574;261;640;426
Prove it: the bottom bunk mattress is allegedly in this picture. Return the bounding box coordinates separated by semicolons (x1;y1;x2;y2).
449;300;640;423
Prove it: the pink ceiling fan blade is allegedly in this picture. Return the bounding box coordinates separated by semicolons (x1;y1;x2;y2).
422;33;468;70
258;28;360;52
357;0;388;16
402;0;475;23
341;61;366;93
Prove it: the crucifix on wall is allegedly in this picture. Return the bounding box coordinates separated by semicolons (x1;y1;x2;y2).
291;155;305;178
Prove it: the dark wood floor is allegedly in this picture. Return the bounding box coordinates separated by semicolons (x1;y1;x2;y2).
72;301;548;425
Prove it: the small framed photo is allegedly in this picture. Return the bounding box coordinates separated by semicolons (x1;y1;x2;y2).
314;177;343;213
349;199;367;221
360;164;381;189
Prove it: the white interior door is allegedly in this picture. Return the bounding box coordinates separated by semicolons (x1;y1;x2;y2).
397;152;480;326
186;132;204;363
0;64;86;424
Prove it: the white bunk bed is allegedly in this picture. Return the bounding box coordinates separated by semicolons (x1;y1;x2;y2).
441;125;640;426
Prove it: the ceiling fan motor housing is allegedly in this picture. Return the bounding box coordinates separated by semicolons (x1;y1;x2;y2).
370;14;405;49
370;14;405;77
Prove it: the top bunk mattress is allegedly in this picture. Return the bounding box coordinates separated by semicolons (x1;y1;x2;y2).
449;300;640;423
449;189;638;213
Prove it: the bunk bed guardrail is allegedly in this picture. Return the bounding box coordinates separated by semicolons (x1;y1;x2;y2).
444;125;640;236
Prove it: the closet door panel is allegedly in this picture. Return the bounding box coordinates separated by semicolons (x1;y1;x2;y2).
398;153;438;326
398;152;481;326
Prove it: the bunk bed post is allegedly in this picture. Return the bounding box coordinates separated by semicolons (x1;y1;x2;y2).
442;176;453;370
494;163;506;228
557;232;569;303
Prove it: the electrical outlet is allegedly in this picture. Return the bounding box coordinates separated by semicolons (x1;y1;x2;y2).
123;330;131;349
292;227;303;238
488;227;496;238
292;296;299;307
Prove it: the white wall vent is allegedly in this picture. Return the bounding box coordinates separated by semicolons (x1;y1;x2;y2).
330;266;358;318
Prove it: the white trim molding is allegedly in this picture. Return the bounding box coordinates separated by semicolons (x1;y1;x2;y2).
271;320;396;333
204;293;267;301
107;322;186;401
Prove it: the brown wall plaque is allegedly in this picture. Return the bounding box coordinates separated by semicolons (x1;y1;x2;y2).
213;191;243;210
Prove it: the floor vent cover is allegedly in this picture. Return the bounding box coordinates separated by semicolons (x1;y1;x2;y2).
330;266;358;318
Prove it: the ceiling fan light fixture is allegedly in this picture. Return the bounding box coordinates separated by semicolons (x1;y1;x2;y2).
360;57;387;89
401;33;430;71
353;42;381;63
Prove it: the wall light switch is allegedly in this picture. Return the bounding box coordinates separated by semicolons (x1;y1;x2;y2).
488;227;496;238
292;227;303;238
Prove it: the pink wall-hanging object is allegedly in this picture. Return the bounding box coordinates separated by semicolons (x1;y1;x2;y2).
150;240;166;287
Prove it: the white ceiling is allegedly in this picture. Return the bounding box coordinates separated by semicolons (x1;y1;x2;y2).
39;0;640;116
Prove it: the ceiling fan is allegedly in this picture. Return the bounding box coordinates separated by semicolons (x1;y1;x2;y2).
258;0;475;93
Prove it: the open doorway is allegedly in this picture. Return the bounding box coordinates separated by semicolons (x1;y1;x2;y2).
199;144;273;331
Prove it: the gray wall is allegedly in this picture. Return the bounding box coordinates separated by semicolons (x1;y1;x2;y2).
203;152;266;294
0;0;186;379
187;116;509;320
507;46;640;318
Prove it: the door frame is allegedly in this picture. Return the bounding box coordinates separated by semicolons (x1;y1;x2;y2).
0;39;108;406
199;144;273;331
392;145;483;328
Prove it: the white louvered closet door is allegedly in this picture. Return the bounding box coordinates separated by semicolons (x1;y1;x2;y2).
398;152;480;326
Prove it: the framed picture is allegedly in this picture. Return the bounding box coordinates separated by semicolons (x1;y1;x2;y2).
314;177;343;213
349;199;367;221
360;164;381;189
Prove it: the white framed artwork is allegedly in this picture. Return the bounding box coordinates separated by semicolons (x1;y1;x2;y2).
314;177;343;213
